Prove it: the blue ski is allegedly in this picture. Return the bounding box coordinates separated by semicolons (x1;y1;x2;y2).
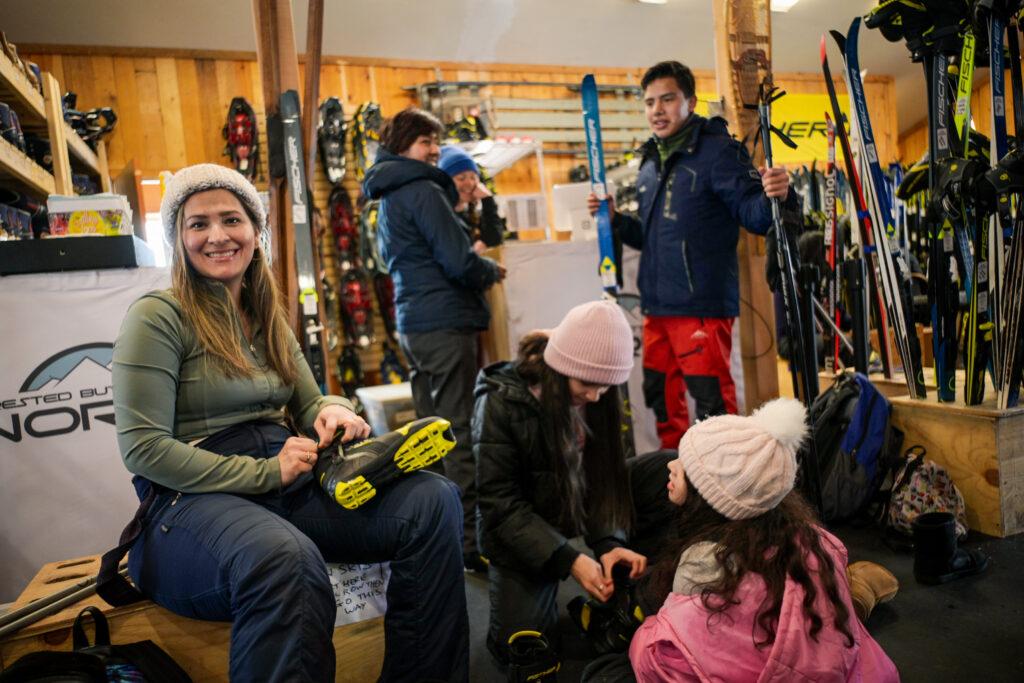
581;74;619;296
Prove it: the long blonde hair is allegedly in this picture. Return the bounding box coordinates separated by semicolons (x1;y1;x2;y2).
170;196;297;385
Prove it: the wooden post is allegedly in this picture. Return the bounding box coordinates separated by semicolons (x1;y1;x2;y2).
712;0;780;413
42;73;73;195
302;0;323;187
252;0;335;390
252;0;296;322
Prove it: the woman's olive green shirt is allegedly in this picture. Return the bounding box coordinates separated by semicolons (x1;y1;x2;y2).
112;290;351;494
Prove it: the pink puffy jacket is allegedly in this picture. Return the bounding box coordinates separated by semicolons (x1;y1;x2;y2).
629;529;899;682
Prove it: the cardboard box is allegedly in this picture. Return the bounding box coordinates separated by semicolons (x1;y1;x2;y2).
355;382;417;435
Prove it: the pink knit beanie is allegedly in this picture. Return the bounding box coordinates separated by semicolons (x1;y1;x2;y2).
677;398;808;520
543;300;634;386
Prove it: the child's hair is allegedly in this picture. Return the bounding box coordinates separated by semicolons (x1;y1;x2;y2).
650;479;855;649
515;332;632;536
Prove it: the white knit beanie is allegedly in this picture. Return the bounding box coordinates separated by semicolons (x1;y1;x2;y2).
160;163;266;246
677;398;807;520
543;300;634;386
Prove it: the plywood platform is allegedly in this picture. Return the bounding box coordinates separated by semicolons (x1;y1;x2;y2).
0;555;385;681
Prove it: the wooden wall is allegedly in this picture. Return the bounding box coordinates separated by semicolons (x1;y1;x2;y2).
22;47;899;192
22;46;897;385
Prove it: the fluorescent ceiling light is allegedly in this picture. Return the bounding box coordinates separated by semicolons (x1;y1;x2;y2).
637;0;668;5
771;0;801;11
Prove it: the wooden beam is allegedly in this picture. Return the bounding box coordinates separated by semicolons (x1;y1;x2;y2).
42;72;74;195
712;0;779;413
303;0;323;186
252;0;297;322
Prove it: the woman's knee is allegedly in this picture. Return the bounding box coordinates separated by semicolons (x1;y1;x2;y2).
234;528;333;608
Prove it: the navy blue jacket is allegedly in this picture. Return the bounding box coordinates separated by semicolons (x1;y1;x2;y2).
614;115;797;318
363;150;500;334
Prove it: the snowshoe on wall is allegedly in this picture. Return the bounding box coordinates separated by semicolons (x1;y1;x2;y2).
337;345;365;400
352;102;383;180
373;272;399;342
318;97;348;185
380;342;409;384
330;186;360;271
313;207;343;354
340;269;375;348
359;198;385;274
223;97;260;181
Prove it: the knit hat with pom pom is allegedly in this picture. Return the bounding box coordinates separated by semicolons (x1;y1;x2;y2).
676;398;808;520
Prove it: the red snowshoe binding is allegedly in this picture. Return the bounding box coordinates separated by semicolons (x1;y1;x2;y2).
222;97;260;181
330;186;360;271
340;270;374;348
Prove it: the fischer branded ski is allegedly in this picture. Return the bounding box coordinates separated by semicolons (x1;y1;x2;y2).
833;19;927;399
820;33;892;377
581;73;634;458
581;74;619;295
279;89;327;388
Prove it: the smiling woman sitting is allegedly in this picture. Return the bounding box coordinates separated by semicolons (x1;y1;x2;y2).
110;163;470;682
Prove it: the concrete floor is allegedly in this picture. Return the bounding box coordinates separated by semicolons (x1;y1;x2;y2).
464;527;1024;682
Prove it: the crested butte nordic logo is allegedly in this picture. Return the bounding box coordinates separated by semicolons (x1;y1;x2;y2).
2;342;115;442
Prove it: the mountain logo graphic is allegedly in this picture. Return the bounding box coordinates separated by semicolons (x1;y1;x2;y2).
20;343;114;393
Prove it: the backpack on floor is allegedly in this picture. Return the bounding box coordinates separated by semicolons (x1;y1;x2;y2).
885;445;968;539
807;373;897;522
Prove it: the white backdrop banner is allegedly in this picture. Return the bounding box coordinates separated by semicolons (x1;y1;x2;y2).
0;267;170;602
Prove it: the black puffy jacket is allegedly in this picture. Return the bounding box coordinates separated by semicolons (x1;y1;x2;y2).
472;362;625;581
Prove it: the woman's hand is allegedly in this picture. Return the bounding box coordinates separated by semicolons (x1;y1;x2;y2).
277;436;319;487
314;404;371;449
599;547;648;581
571;554;614;602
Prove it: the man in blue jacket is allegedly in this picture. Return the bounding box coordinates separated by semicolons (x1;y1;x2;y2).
590;60;796;449
364;108;504;571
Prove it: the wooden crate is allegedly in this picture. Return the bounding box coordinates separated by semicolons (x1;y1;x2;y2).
889;394;1024;538
0;556;384;681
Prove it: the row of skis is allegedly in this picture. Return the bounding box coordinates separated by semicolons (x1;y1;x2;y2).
813;0;1024;408
222;95;408;394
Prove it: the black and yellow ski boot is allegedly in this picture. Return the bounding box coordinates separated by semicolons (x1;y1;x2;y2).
507;630;560;682
316;416;455;509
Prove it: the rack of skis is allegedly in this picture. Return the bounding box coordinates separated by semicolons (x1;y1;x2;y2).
791;0;1024;409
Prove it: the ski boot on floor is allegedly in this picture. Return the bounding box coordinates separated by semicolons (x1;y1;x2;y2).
316;417;456;509
507;630;560;682
568;566;646;654
912;511;990;585
846;560;899;622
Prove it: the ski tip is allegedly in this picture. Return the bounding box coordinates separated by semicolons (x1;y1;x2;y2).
829;29;846;54
848;16;860;38
820;34;827;61
583;74;596;86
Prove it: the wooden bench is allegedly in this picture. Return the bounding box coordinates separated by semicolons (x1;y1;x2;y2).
0;555;385;681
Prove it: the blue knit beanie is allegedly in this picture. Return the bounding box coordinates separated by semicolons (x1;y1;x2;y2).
439;145;479;178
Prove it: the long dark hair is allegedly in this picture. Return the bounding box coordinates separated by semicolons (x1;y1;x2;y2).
649;480;855;649
515;332;633;536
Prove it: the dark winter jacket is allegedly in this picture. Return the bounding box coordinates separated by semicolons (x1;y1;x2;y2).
472;362;625;581
613;115;800;318
363;150;501;334
456;195;505;248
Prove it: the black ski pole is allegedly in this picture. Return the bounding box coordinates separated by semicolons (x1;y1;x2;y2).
844;258;871;374
755;80;824;514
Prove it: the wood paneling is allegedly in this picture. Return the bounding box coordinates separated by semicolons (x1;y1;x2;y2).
23;47;897;387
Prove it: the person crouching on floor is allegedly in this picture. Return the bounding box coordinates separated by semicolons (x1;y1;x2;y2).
473;300;676;677
629;398;900;682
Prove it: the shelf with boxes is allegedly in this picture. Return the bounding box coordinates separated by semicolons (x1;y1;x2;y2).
0;33;111;243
